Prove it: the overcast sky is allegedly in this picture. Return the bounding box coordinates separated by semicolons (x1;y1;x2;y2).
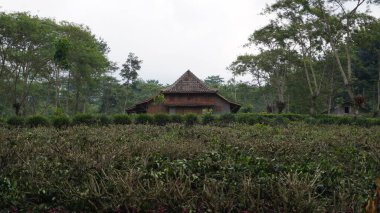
1;0;379;85
1;0;276;84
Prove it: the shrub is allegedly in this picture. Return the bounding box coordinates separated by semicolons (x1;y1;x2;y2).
72;114;97;125
7;116;25;127
236;113;260;125
315;116;335;125
355;117;380;127
52;116;71;128
202;113;216;125
26;115;50;127
239;104;254;113
184;113;198;125
112;114;131;125
272;116;290;125
170;114;183;123
134;114;154;124
281;113;308;121
304;117;318;125
98;115;112;126
219;113;236;125
154;113;171;126
0;117;6;127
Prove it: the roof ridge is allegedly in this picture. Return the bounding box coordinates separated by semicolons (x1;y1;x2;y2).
162;70;217;93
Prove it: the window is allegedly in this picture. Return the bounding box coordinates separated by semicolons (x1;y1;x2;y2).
169;107;176;114
344;106;349;114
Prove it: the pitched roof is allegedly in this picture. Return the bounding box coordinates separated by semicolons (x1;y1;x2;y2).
162;70;217;93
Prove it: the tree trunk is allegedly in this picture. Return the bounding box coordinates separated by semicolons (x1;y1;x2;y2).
55;68;60;109
317;1;356;106
376;50;380;116
75;89;80;114
123;86;129;113
328;73;334;115
310;96;317;115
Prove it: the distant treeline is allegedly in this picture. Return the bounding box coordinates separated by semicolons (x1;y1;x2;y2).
1;2;380;117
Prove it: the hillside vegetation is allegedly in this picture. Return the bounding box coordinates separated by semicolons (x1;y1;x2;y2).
1;123;379;212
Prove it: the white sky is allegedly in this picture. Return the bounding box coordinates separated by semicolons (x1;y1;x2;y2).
1;0;379;84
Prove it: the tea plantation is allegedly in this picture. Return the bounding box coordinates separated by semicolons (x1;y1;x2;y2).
0;122;379;212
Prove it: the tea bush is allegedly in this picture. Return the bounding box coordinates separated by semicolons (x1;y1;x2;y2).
97;115;112;126
112;114;131;125
0;117;6;127
170;114;183;123
219;113;236;124
201;113;216;125
236;113;261;125
134;114;154;124
0;124;379;212
184;113;198;125
6;116;25;127
52;115;71;128
154;113;171;125
26;115;50;127
272;116;290;125
3;113;380;129
72;114;97;125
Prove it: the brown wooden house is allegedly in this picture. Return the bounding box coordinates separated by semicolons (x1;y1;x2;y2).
126;70;241;114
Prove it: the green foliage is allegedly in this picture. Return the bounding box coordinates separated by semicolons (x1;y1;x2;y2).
184;113;198;125
134;114;153;125
239;104;254;113
153;94;165;105
153;113;171;126
112;114;131;125
121;52;142;85
201;113;216;125
52;116;71;128
0;124;379;211
26;115;50;127
236;113;260;125
170;114;183;123
6;116;25;127
272;116;290;125
97;115;112;126
219;113;236;124
72;114;97;126
0;118;6;127
54;108;66;117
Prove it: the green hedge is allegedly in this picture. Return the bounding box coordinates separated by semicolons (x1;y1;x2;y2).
154;113;171;126
135;114;154;125
2;113;380;128
7;116;25;127
26;115;50;127
52;115;71;128
202;114;216;125
184;113;198;125
170;114;183;123
72;114;97;125
112;114;131;125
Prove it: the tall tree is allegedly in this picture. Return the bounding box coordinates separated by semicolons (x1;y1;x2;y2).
53;37;70;110
309;0;379;114
353;18;380;116
120;52;142;111
0;12;56;115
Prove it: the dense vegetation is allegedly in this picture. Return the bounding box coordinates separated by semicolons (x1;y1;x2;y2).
1;113;380;128
2;0;380;117
1;123;379;212
1;2;380;211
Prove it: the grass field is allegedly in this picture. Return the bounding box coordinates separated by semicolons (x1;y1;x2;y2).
1;123;379;212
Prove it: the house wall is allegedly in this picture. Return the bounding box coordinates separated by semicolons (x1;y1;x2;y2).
145;93;231;114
